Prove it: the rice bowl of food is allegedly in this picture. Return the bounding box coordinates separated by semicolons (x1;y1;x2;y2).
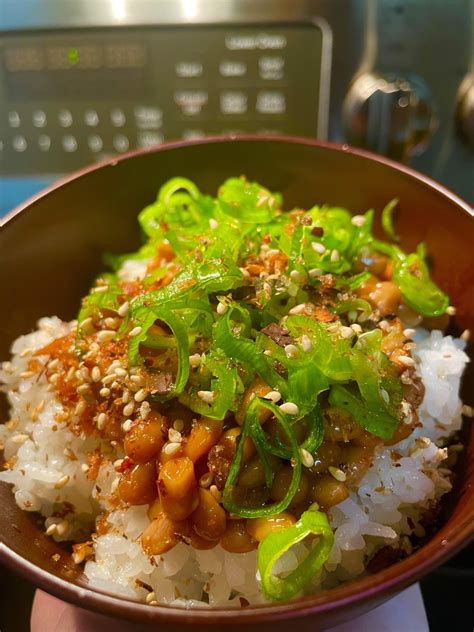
0;137;473;630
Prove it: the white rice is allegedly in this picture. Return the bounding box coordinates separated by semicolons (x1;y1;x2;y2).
0;319;469;606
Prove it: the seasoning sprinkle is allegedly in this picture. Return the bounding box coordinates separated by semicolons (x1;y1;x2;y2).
311;242;326;254
328;466;347;482
300;448;314;468
163;442;181;456
351;215;366;227
123;401;135;417
284;344;299;359
117;301;130;317
97;330;116;343
279;402;299;416
398;355;415;367
197;390;215;404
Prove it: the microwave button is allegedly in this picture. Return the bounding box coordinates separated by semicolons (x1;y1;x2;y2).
137;131;163;148
84;109;99;127
174;91;208;116
32;110;47;128
219;61;247;77
37;134;51;151
220;91;248;115
110;108;126;127
256;91;286;114
58;109;73;128
175;61;203;78
12;135;27;152
134;106;162;129
88;134;103;152
62;134;77;152
259;56;285;80
8;111;21;128
113;134;129;152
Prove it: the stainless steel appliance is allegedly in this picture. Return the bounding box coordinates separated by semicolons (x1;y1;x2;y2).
0;0;473;214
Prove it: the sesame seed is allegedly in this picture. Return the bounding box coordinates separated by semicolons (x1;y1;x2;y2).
279;402;299;416
140;401;151;419
74;400;87;416
56;520;70;536
72;550;86;565
164;441;181;456
123;401;135;417
37;399;45;413
45;524;57;536
54;474;70;489
398;355;415;367
217;302;228;315
168;428;182;443
461;404;473;418
20;370;35;379
288;303;307;315
97;330;116;343
197;390;215;404
173;419;184;432
81;463;89;473
381;388;390;404
209;484;221;502
300;448;314;468
146;592;156;605
403;328;416;338
199;472;213;488
130;375;145;386
263;349;273;356
92;285;109;293
460;329;471;342
446;305;456;316
122;419;133;433
91;366;101;382
284;344;299;359
110;380;120;390
80;317;94;331
11;433;29;445
97;412;107;429
104;317;120;330
76;384;90;396
308;268;323;278
189;353;202;367
290;270;301;282
351;323;363;334
327;324;340;333
66;367;75;381
114;367;128;377
48;358;60;371
339;326;354;339
117;302;129;319
19;347;33;358
328;466;347;482
122;390;131;403
378;320;390;331
351;215;366;227
209;218;219;230
311;242;326;254
129;326;142;337
330;249;340;262
101;374;116;386
263;390;282;403
134;388;147;402
113;458;124;469
301;335;312;353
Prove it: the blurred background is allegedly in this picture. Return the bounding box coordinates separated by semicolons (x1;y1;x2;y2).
0;0;473;630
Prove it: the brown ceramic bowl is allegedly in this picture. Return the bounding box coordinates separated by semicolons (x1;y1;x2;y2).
0;136;473;631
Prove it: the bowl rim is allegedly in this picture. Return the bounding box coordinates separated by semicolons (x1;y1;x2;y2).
0;134;473;625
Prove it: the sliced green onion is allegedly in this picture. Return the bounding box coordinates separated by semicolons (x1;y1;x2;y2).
222;398;301;518
257;509;334;601
381;198;400;242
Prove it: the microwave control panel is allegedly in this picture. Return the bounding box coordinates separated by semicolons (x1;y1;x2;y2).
0;25;329;175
